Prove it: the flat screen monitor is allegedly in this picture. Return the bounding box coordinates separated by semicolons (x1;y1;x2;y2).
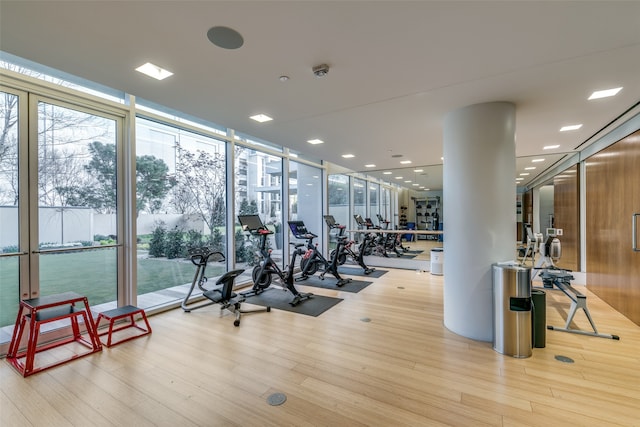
238;215;265;232
323;215;336;227
288;220;309;238
354;214;365;226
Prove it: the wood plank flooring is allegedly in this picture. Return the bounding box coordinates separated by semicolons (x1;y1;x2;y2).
2;268;639;426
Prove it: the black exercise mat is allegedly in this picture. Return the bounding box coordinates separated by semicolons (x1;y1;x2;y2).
337;266;388;278
244;288;342;317
404;249;424;254
398;253;418;259
296;275;373;293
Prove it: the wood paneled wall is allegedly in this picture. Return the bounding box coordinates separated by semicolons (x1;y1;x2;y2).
554;164;580;271
516;191;533;242
586;129;640;326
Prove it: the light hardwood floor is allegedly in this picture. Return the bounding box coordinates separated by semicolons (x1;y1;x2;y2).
2;267;639;426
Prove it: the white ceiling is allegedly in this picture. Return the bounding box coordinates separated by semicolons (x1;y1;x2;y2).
1;1;639;190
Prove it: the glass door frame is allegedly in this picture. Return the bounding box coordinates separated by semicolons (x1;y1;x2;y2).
25;91;127;302
0;85;30;302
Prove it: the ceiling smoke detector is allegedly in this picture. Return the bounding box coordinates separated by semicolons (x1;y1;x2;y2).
312;64;330;78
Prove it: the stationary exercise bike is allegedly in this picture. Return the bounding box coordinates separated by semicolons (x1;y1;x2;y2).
376;214;409;256
288;220;352;287
353;214;383;257
237;215;313;306
182;247;268;326
324;215;375;275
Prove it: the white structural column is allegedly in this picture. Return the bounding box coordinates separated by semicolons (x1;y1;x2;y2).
443;102;516;341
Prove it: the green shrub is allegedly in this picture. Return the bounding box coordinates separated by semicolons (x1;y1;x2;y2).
149;222;167;257
165;226;185;259
185;229;203;250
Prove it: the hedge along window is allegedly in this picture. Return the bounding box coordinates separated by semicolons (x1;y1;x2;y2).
234;145;283;271
135;117;226;310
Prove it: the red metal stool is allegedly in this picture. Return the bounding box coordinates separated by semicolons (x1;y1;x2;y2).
94;305;152;347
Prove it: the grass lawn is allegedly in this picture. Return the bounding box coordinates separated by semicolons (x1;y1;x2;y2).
0;250;225;327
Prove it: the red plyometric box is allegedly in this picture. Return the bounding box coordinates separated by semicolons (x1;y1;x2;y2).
94;305;152;347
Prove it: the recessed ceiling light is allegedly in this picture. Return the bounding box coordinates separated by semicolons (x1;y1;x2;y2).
588;87;622;100
279;75;290;82
516;178;524;181
404;180;411;183
544;145;561;150
412;183;419;186
342;154;355;158
532;158;545;163
400;160;412;164
560;124;582;132
365;164;376;168
525;166;536;170
395;176;403;179
135;62;174;80
250;114;273;123
307;139;324;145
520;173;530;176
425;188;430;191
383;171;392;175
413;169;423;172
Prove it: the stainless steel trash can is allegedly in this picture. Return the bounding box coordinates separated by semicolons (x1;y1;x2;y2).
492;263;532;358
430;248;443;275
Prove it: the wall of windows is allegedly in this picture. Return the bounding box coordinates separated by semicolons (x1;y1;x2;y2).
234;146;284;271
328;173;400;239
0;61;328;343
0;78;125;334
134;117;228;310
0;57;405;346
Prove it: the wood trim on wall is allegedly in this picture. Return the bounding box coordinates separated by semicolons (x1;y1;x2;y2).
586;129;640;326
554;164;579;271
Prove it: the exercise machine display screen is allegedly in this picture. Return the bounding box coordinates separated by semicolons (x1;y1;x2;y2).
323;215;336;227
238;215;265;232
288;221;309;238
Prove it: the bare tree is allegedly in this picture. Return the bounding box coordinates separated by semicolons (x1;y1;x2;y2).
173;142;226;233
0;92;19;205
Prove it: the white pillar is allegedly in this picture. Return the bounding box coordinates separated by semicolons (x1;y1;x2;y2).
443;102;516;342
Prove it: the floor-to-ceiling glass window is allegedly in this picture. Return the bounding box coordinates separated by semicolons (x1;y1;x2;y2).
0;89;23;330
328;175;349;224
353;177;367;228
289;161;323;253
35;100;121;309
135;117;227;309
381;186;391;226
234;146;283;270
369;182;380;226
